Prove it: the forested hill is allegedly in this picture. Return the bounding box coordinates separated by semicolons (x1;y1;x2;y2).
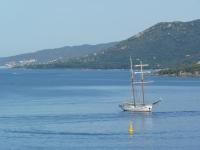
0;42;117;67
25;19;200;69
2;19;200;69
67;19;200;69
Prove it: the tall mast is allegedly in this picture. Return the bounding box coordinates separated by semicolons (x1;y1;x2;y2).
130;57;136;106
135;61;149;105
140;61;145;105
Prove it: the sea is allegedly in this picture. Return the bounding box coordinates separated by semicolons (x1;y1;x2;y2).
0;69;199;150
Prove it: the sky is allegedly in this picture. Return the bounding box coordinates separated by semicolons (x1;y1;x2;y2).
0;0;200;57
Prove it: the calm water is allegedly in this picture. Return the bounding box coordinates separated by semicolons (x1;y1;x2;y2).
0;69;200;150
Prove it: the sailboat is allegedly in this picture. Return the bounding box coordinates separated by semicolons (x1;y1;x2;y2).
119;57;161;112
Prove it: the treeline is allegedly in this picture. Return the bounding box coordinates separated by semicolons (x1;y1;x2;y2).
158;64;200;76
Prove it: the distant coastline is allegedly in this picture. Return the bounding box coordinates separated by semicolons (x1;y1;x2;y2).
2;64;200;77
156;64;200;77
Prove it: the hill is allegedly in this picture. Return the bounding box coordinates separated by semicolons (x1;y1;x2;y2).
2;19;200;69
0;42;117;67
75;19;200;68
24;19;200;69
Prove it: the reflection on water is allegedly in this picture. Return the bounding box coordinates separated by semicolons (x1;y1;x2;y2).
128;120;134;138
127;112;153;139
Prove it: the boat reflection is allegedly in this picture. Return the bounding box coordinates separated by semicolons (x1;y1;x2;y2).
127;112;153;138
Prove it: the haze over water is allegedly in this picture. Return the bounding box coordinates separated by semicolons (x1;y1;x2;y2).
0;69;199;149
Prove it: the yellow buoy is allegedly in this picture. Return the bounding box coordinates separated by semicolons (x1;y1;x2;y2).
128;121;134;134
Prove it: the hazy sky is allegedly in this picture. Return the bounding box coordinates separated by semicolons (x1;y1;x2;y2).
0;0;200;57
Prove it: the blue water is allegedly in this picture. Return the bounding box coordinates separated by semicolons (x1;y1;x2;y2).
0;69;200;150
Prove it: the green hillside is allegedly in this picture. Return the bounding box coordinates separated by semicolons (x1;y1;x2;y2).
0;42;117;66
19;19;200;69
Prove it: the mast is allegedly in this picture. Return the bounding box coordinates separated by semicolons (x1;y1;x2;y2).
140;61;145;105
135;61;149;105
130;57;136;106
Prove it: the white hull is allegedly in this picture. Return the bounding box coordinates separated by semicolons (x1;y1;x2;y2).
119;103;152;112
